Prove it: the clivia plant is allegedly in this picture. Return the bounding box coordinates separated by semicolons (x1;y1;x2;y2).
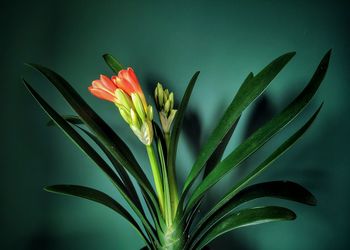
24;50;330;250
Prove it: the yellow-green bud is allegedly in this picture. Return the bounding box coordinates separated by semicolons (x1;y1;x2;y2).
115;89;133;110
130;121;153;145
153;82;178;133
118;106;131;124
130;108;140;128
141;121;153;145
155;83;164;109
147;105;153;121
164;99;171;114
164;89;169;100
131;93;146;121
169;92;174;110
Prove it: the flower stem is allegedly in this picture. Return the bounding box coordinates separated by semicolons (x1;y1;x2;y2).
146;144;165;215
157;139;172;226
165;132;179;218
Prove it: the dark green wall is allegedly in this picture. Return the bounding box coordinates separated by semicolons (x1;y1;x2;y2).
2;0;349;249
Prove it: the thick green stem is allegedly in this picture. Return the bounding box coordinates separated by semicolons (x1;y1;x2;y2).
146;145;165;215
158;221;185;250
157;139;173;226
165;132;179;219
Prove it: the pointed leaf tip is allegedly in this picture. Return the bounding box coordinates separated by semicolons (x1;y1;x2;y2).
103;54;124;73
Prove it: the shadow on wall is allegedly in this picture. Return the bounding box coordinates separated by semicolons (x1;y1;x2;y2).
180;92;329;250
26;227;57;250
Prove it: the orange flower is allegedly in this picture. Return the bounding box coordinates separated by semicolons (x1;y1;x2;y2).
88;74;118;103
111;67;148;111
88;67;154;145
111;67;142;96
88;67;146;107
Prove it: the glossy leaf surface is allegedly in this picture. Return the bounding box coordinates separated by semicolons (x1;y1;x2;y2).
194;206;296;250
186;51;330;212
183;53;295;196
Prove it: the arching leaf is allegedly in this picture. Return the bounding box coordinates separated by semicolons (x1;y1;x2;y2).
185;51;330;212
182;52;296;196
47;115;83;126
194;206;296;250
191;103;322;246
168;71;200;216
26;64;158;209
45;185;150;247
23;80;157;243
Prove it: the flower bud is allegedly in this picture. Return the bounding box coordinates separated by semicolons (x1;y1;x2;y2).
89;68;154;145
153;83;177;133
164;99;171;113
131;93;146;121
155;83;164;110
147;105;153;121
130;108;140;127
130;121;153;145
118;106;131;124
169;92;174;110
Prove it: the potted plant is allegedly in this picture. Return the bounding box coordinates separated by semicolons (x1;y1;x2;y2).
24;49;330;249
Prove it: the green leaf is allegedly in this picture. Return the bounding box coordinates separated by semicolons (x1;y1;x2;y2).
153;122;172;226
168;71;200;215
185;50;330;212
47;115;83;126
23;80;157;243
191;103;322;246
193;206;296;250
74;125;144;215
183;199;203;236
230;181;317;206
103;54;124;73
190;181;316;247
26;64;158;208
45;185;151;247
183;52;296;195
183;115;242;232
53;120;160;237
203;115;242;177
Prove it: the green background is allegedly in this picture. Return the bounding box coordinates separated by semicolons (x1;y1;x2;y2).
2;0;349;249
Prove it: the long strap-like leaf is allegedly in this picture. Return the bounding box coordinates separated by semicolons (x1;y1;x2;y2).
193;206;296;250
190;180;317;248
23;80;157;244
50;117;163;233
168;71;200;216
47;115;83;126
182;115;242;233
48;116;144;217
190;104;322;247
77;126;162;246
27;64;158;208
203;114;242;178
182;52;296;197
185;51;330;213
77;128;143;211
45;185;151;247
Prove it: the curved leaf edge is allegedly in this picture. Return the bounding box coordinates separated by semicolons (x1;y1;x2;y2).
193;206;296;250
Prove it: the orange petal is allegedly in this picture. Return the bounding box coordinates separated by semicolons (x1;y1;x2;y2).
100;74;117;92
113;77;135;96
126;67;142;93
92;80;103;89
117;68;142;94
88;87;116;102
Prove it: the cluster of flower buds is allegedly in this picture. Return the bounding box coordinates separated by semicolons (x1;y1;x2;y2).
88;68;153;145
154;83;177;134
